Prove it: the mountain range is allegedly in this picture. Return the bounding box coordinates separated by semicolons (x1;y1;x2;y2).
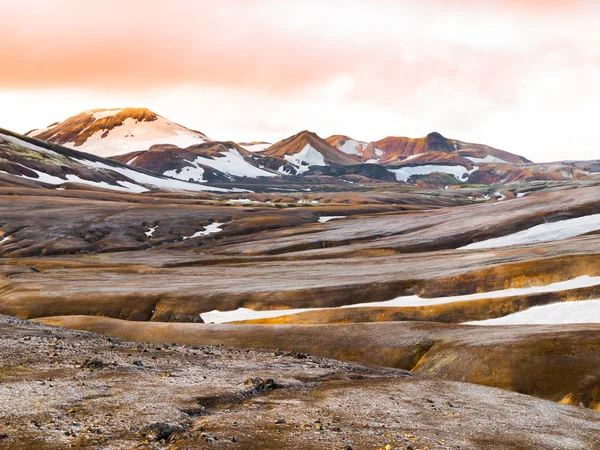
12;107;600;190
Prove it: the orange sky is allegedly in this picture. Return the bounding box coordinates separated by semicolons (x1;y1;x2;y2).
1;0;599;161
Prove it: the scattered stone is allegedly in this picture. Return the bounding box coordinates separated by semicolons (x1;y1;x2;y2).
140;422;178;442
275;419;286;424
80;358;104;369
243;377;278;391
133;360;144;367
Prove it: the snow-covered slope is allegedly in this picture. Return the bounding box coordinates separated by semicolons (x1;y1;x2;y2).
325;135;369;158
27;108;211;157
388;164;476;182
0;128;239;193
261;131;358;176
111;142;278;182
461;213;600;250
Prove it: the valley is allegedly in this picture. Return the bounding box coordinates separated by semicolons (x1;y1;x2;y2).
1;111;600;449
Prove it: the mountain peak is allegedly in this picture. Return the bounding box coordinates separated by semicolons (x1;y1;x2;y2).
26;108;210;157
425;131;447;143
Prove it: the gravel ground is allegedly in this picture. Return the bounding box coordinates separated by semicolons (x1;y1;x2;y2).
1;314;599;450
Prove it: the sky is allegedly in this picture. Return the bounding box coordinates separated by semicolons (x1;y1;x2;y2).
1;0;599;162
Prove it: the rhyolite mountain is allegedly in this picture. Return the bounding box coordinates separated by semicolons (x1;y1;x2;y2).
111;141;279;183
26;108;211;158
26;109;600;186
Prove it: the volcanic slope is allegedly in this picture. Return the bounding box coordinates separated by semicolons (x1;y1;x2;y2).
0;128;232;193
26;108;211;157
260;130;359;174
111;141;278;183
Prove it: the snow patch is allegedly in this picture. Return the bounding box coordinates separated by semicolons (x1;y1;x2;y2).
283;144;327;175
186;149;276;178
339;139;366;156
238;143;271;152
0;165;148;193
464;300;600;325
460;214;600;250
388;165;475;182
126;155;139;165
183;222;224;240
200;275;600;323
73;158;237;193
318;216;346;223
466;155;509;164
163;160;206;183
145;226;157;237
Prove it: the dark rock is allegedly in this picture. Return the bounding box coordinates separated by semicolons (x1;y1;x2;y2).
133;360;144;367
243;377;278;391
80;358;104;369
140;422;178;442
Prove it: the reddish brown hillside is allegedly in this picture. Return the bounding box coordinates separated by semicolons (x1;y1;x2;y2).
262;130;358;166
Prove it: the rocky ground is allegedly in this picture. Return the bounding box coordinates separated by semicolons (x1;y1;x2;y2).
2;314;600;450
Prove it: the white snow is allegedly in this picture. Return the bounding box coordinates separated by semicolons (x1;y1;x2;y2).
183;222;224;240
339;140;366;156
0;165;148;193
90;109;123;120
283;144;327;175
277;166;293;175
460;214;600;250
318;216;346;223
126;155;139;165
57;116;210;157
464;300;600;325
163;161;206;183
73;158;236;193
468;194;491;202
239;143;272;152
201;307;321;324
466;155;510;164
183;149;276;178
388;165;475;182
0;235;11;244
0;132;59;156
516;193;528;198
494;192;506;201
145;226;157;237
374;148;384;157
200;275;600;323
365;159;379;164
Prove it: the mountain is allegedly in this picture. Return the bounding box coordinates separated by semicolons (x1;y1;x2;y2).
111;141;278;183
260;130;358;175
367;131;531;165
0;128;237;193
26;108;210;158
25;108;600;187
